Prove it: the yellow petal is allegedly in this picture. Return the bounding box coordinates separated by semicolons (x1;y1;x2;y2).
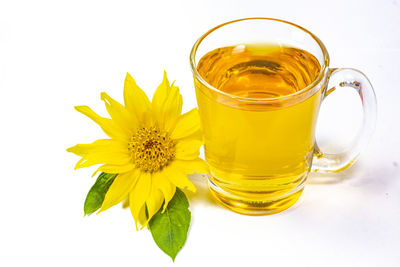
67;139;131;168
67;139;126;156
92;163;136;177
153;172;176;212
136;204;148;229
163;163;196;192
101;92;137;133
174;158;209;174
123;73;152;125
129;172;152;227
180;129;204;142
98;169;140;213
73;158;98;169
152;72;182;130
175;139;202;160
170;108;201;140
162;83;182;131
152;71;170;117
129;197;147;230
74;106;130;141
145;183;164;223
122;195;130;209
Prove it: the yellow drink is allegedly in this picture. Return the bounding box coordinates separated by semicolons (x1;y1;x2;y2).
195;44;323;214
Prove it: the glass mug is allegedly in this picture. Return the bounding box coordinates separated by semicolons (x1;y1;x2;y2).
190;18;376;215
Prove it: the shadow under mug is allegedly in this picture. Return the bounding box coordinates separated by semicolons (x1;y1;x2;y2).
190;18;377;215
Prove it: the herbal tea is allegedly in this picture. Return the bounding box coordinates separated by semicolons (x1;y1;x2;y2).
195;44;324;214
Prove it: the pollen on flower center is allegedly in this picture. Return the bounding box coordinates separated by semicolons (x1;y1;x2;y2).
128;126;176;172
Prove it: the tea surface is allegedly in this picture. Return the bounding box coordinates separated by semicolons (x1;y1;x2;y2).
197;44;321;99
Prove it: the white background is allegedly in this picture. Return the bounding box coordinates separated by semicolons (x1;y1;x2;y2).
1;0;399;266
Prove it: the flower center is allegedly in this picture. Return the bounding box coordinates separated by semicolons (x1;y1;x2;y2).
128;126;176;172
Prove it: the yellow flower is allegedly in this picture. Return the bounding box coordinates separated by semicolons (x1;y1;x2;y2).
68;72;208;228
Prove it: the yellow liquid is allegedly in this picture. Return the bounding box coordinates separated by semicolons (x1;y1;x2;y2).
195;44;324;214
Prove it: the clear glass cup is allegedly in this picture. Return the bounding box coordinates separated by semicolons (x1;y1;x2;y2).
190;18;377;215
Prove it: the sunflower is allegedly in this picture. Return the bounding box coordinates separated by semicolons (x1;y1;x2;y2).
67;72;207;228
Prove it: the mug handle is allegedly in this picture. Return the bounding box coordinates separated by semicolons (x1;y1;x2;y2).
312;68;377;173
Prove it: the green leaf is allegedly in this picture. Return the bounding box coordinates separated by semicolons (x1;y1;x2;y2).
148;188;191;261
84;172;117;216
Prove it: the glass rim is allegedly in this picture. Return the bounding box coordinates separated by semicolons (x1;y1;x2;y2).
189;17;330;102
